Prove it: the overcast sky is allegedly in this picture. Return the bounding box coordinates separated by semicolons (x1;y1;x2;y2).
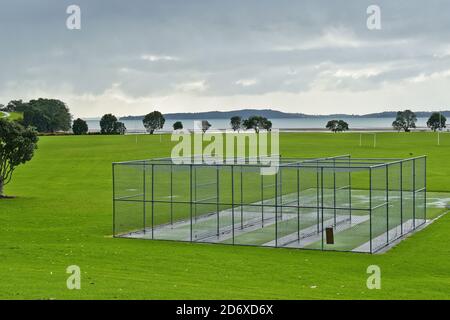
1;0;450;118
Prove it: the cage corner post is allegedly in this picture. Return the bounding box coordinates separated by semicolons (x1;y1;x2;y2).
424;156;427;221
274;169;278;248
412;158;416;229
112;163;116;238
143;162;146;236
369;167;373;254
320;166;324;251
189;164;193;242
231;165;235;245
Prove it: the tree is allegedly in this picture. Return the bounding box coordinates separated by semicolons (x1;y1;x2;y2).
261;118;272;131
427;112;447;132
392;110;417;132
143;111;165;134
242;116;271;133
72;118;88;135
21;99;71;133
326;120;349;132
201;120;211;133
230;116;242;132
22;108;50;132
100;114;118;134
337;120;349;132
0;119;38;197
173;121;183;130
114;121;127;135
5;100;27;112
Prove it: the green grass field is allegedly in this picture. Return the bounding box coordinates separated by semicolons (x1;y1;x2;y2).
1;132;449;299
0;111;23;121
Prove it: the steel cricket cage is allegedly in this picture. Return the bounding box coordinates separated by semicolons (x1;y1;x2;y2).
112;155;427;253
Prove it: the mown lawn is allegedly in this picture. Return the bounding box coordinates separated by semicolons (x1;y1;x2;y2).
0;132;449;299
0;111;23;121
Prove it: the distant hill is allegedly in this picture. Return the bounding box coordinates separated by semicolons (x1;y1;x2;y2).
120;109;450;120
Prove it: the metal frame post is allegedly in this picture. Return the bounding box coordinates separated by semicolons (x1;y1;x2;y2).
151;164;154;239
189;164;193;241
424;157;427;221
297;166;300;242
369;168;373;253
194;166;197;222
112;164;116;237
348;158;352;222
279;167;283;220
316;164;320;233
231;166;235;244
333;159;337;226
240;165;244;229
321;167;324;251
216;166;220;236
412;159;416;229
170;163;173;226
143;163;147;234
275;170;278;247
261;174;264;228
400;161;403;235
386;164;389;244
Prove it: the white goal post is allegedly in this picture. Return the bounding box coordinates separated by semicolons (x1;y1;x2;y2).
359;132;377;148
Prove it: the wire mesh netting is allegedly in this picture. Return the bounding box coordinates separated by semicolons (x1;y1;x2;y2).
112;155;427;253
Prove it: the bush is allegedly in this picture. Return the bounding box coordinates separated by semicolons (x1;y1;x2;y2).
72;118;88;135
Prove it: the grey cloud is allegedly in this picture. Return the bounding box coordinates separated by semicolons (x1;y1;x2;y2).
0;0;449;104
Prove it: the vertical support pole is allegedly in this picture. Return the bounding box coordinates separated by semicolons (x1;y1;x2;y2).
275;170;278;247
333;158;337;226
386;164;389;244
369;167;373;254
348;157;352;222
316;165;320;233
280;166;283;220
216;165;220;237
424;157;427;221
112;163;116;237
297;166;300;242
194;166;197;222
413;159;416;229
143;163;146;235
400;161;403;235
261;174;264;228
170;163;173;226
240;165;243;229
151;164;154;240
189;164;193;242
321;167;324;251
231;166;235;245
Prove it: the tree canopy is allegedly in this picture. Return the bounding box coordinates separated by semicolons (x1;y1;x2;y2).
326;120;349;133
201;120;211;133
230;116;242;131
100;114;126;134
72;118;89;135
242;116;272;133
143;111;165;134
0;119;38;197
173;121;183;130
427;112;447;132
392;110;417;132
19;99;71;133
